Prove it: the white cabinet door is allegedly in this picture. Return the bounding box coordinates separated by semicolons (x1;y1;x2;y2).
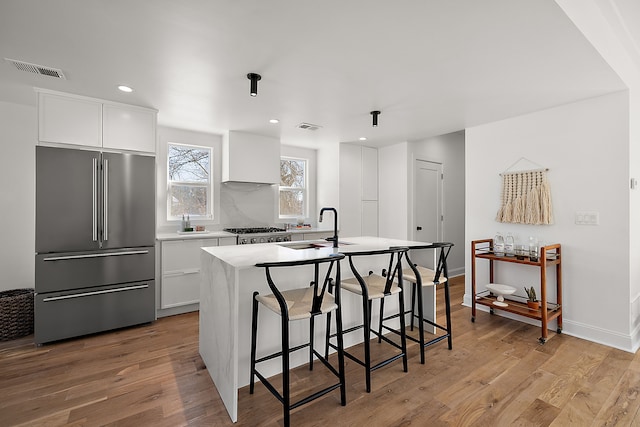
160;238;218;308
103;104;157;153
38;92;102;147
339;144;363;237
362;201;379;237
362;146;378;201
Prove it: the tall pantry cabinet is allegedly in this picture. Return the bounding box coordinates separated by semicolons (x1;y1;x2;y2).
339;144;378;237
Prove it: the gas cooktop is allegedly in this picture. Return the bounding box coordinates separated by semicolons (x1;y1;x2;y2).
223;227;287;234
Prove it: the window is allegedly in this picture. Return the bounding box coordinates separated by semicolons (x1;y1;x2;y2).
167;143;212;220
279;157;307;218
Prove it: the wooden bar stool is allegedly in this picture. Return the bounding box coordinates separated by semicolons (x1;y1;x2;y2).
327;247;409;393
391;242;454;364
249;253;346;427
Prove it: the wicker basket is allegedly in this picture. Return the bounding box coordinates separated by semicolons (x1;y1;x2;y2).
0;288;34;341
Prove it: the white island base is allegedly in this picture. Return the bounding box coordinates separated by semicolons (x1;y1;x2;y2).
199;236;436;422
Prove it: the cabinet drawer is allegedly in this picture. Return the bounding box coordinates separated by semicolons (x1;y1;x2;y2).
35;280;155;344
161;238;218;272
161;272;200;308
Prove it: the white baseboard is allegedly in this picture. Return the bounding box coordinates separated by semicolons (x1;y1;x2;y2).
462;293;635;352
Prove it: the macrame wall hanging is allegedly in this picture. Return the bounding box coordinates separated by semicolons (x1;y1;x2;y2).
496;158;553;225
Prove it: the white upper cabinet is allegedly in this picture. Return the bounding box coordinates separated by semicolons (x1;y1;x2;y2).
103;104;156;153
222;130;280;184
37;89;157;154
38;91;102;147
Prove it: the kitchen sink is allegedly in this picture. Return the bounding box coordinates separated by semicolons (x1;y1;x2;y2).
278;240;354;250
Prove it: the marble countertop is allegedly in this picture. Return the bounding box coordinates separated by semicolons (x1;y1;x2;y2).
201;236;430;269
156;230;237;241
157;227;333;241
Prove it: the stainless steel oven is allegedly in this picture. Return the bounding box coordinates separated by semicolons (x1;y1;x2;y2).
223;227;292;244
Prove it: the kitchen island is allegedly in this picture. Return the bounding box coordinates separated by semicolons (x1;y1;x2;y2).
199;236;435;422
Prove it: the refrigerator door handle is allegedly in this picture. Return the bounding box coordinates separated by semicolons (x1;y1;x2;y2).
42;284;149;302
42;250;150;261
92;157;98;242
103;158;109;242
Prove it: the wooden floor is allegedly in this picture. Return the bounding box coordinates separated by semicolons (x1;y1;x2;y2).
2;276;640;426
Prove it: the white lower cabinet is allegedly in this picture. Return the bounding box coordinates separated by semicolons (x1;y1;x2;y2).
160;238;219;309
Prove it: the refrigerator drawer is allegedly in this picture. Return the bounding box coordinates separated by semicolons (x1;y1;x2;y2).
35;280;155;344
36;246;155;293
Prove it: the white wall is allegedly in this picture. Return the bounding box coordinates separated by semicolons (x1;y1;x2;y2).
555;0;640;350
466;91;631;350
0;101;36;292
408;132;466;276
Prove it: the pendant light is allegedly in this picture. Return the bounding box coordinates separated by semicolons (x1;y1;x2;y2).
370;110;381;127
247;73;261;97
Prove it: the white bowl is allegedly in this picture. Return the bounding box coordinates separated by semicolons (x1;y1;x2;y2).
485;283;517;307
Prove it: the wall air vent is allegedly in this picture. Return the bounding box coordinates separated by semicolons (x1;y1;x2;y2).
296;122;322;131
5;58;66;79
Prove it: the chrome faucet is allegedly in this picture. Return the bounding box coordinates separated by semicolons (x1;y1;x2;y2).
319;207;338;248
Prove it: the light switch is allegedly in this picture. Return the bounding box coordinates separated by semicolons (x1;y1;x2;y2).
575;211;599;225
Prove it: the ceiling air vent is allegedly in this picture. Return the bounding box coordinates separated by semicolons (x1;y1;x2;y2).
5;58;66;79
296;122;322;131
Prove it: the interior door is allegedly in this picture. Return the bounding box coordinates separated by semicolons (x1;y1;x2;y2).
36;146;101;253
412;159;443;332
413;160;443;268
101;152;155;249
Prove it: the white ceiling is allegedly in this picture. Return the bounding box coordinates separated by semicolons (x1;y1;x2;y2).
0;0;631;148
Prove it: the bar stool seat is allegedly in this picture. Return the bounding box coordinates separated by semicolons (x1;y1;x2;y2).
402;265;446;286
250;253;346;427
341;273;402;298
256;287;338;320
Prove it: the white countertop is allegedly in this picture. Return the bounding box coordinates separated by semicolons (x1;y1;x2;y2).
157;227;333;241
156;230;237;241
201;236;431;269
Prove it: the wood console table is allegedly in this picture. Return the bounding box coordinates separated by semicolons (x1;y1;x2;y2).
471;239;562;343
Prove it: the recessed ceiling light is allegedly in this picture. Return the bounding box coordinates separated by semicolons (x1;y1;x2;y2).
118;85;133;93
359;137;367;141
269;119;279;124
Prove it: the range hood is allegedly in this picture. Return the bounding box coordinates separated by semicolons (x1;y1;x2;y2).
222;130;280;184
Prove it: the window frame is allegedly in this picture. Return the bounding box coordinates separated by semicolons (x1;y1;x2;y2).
279;156;308;219
166;141;213;221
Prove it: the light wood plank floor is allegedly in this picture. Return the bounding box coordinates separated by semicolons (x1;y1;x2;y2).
2;276;639;426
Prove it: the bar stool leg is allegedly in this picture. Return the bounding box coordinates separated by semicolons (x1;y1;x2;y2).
362;296;372;393
411;283;417;331
281;313;291;426
416;282;426;365
377;299;385;343
398;284;408;372
250;291;259;393
336;302;347;405
309;316;315;370
444;281;453;350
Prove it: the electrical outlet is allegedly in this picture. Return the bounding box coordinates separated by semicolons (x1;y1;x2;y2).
575;211;599;225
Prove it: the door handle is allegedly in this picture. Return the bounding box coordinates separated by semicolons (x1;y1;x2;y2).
43;250;149;261
103;158;109;241
417;226;422;231
42;284;149;302
92;157;98;242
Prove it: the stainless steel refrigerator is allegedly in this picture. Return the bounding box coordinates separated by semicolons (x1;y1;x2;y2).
35;146;156;344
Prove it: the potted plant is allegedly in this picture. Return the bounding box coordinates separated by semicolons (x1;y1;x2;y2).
524;286;540;311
